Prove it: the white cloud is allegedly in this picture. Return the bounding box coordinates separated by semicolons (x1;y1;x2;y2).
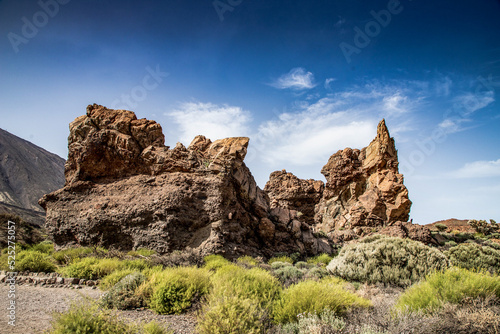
324;78;336;89
452;91;495;115
448;159;500;178
383;93;410;115
167;102;252;145
254;98;377;167
270;67;316;90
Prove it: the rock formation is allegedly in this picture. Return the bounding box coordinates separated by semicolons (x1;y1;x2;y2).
265;120;433;244
40;104;330;258
264;170;324;225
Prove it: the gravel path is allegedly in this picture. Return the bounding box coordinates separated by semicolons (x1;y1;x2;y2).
0;285;197;334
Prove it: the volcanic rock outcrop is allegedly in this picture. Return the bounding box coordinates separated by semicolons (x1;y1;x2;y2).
40;104;330;258
265;120;433;244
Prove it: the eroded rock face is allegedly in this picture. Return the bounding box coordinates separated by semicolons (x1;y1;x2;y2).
264;170;324;225
40;105;329;258
265;119;432;244
315;120;412;233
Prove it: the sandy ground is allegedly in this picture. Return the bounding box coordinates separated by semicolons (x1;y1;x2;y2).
0;285;197;334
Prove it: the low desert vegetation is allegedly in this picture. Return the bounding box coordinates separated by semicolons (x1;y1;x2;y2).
49;299;172;334
327;235;450;286
445;242;500;274
395;267;500;313
272;277;372;324
3;236;499;333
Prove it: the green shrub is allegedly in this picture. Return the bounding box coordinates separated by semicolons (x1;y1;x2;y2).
16;250;57;272
52;247;94;264
197;296;266;334
273;266;304;285
203;254;231;271
469;219;499;236
101;272;146;310
29;240;54;254
49;300;132;334
271;261;293;270
100;269;136;290
434;223;448;232
294;261;310;269
273;277;371;324
59;257;150;280
237;255;259;267
211;265;282;309
49;299;172;334
304;266;329;280
269;256;294;265
147;266;211;314
445;243;500;274
127;248;156;257
444;240;457;247
198;265;282;333
307;253;333;266
327;236;450;286
395;267;500;313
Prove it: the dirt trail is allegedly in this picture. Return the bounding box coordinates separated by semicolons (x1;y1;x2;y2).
0;285;197;334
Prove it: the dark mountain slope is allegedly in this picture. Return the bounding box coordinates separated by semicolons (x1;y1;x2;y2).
0;128;65;224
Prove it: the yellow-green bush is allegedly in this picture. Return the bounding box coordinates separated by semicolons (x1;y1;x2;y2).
52;247;96;264
327;236;450;286
29;240;54;254
127;248;156;257
143;266;211;314
59;257;149;280
49;299;172;334
307;253;333;266
268;256;293;265
197;265;282;333
203;254;231;271
237;255;259;267
395;267;500;313
100;269;136;290
445;243;500;274
211;265;282;309
11;250;57;272
197;296;266;334
273;277;371;324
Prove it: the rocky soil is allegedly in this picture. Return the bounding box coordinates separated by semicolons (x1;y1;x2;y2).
0;282;197;334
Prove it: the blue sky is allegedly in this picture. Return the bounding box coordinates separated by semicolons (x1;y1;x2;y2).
1;0;499;224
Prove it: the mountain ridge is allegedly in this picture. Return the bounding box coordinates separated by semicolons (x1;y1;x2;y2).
0;128;65;224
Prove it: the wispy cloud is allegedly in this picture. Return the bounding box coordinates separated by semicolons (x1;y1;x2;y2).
448;158;500;178
254;98;377;166
324;78;336;90
438;90;495;134
269;67;316;90
166;102;252;145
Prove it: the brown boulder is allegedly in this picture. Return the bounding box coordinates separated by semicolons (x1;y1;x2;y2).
264;170;324;224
